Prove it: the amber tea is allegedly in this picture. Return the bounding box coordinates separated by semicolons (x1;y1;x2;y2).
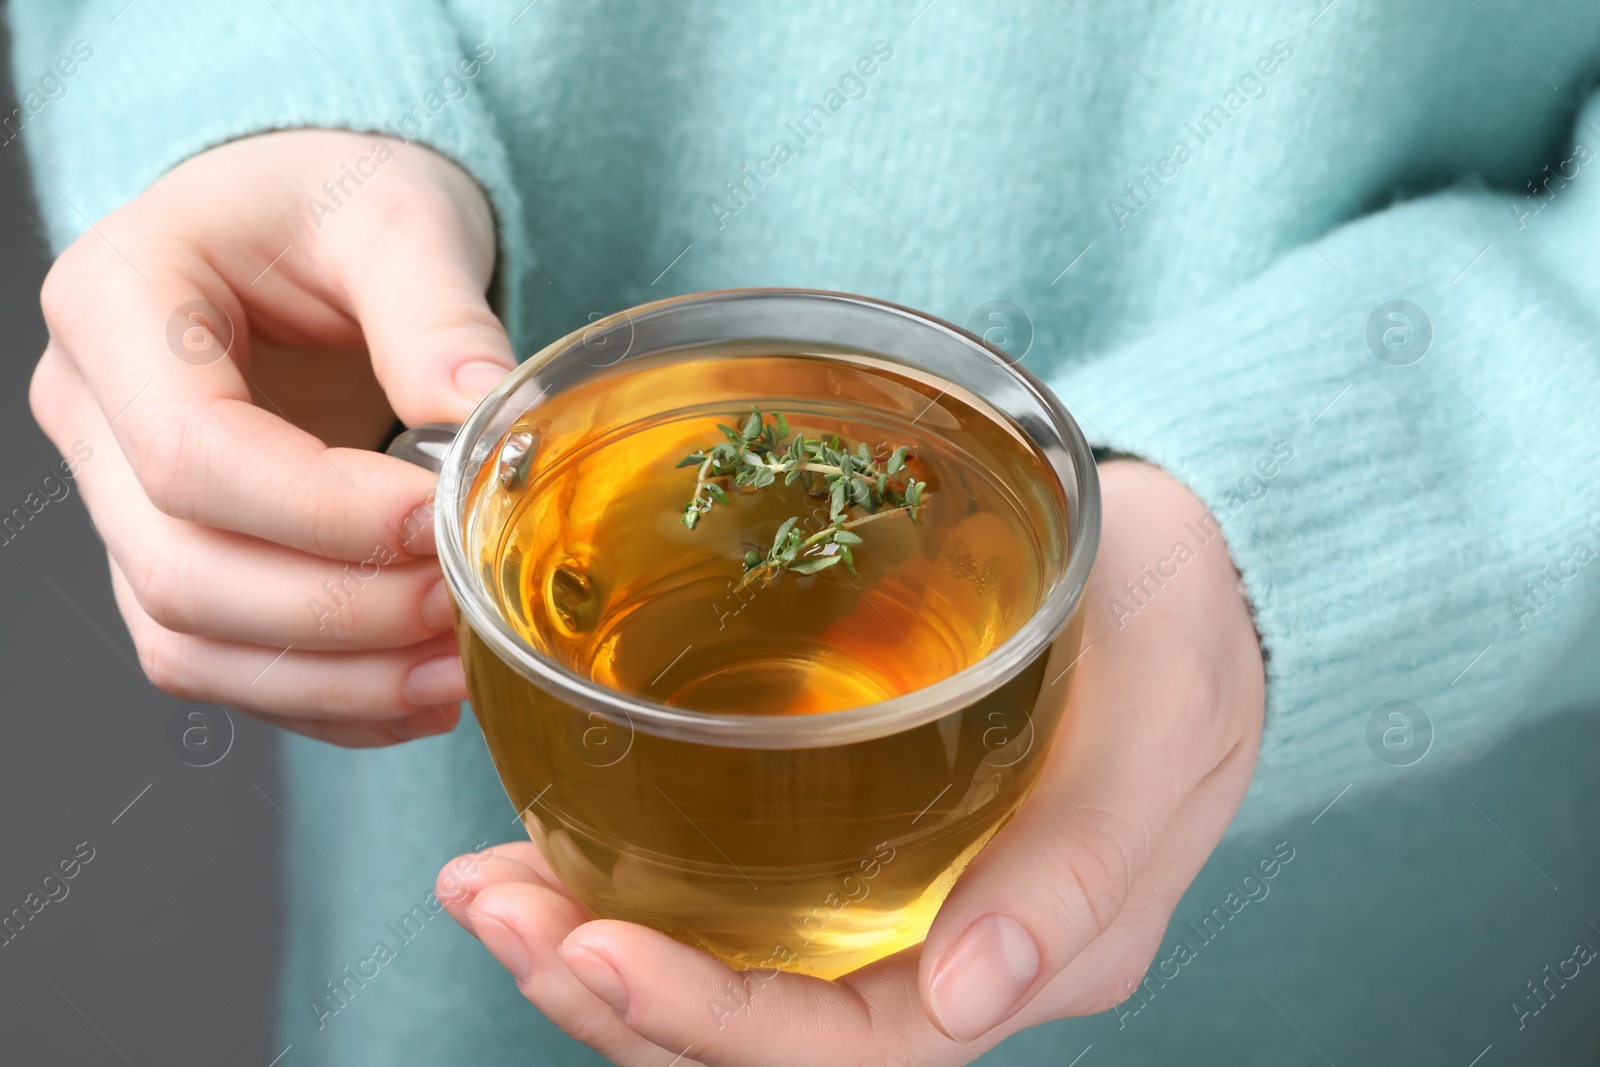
453;340;1082;979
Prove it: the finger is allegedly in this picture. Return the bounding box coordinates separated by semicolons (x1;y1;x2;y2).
110;559;467;719
912;456;1271;1043
47;353;450;649
464;883;693;1067
1027;736;1259;1019
915;659;1213;1042
333;168;517;425
39;245;439;561
436;841;567;923
252;704;460;748
544;920;964;1067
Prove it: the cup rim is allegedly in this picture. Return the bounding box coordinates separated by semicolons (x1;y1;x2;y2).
436;288;1101;749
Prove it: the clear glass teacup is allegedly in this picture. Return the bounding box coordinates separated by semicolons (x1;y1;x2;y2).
391;289;1100;979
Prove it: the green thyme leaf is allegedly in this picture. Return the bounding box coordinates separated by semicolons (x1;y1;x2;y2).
677;408;932;588
790;555;843;575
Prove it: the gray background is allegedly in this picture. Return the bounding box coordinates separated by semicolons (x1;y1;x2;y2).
0;17;282;1065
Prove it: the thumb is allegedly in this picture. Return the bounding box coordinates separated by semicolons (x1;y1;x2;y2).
340;180;518;426
917;708;1186;1043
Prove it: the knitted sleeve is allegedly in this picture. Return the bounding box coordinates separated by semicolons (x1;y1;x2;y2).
1049;93;1600;832
6;0;525;323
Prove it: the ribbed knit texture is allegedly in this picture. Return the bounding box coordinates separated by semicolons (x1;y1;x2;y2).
1057;182;1600;826
6;0;527;338
14;2;1600;1064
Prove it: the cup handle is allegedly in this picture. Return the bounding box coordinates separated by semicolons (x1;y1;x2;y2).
385;423;460;473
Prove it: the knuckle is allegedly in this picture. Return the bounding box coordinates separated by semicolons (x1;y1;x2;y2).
435;865;472;907
1069;854;1127;938
28;353;66;442
133;625;196;700
300;495;348;559
354;174;449;243
122;542;185;632
305;585;368;643
341;176;494;286
304;490;356;562
307;593;360;643
129;407;201;519
38;241;89;328
1165;642;1230;738
292;663;362;717
40;235;149;340
303;568;388;644
410;300;505;351
1046;821;1132;938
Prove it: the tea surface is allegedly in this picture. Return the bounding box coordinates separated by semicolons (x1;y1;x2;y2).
480;348;1052;713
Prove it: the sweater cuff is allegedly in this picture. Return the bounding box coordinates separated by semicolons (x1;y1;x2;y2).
11;0;525;340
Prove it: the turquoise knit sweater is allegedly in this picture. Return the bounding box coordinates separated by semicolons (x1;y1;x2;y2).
14;2;1600;1064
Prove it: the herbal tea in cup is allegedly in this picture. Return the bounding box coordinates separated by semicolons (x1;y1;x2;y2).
418;290;1099;979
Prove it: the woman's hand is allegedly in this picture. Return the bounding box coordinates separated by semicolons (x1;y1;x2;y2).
29;129;517;746
439;460;1266;1065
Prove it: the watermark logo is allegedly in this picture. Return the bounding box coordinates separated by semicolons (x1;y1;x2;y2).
165;703;235;767
310;842;496;1031
568;707;634;768
167;300;235;366
1365;699;1432;767
1104;39;1295;232
706;41;895;230
1115;840;1296;1028
1;40;94;149
564;301;635;368
980;703;1036;769
0;840;96;950
1366;300;1431;366
965;300;1033;365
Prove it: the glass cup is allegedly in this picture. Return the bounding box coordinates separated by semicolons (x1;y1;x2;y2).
390;289;1101;979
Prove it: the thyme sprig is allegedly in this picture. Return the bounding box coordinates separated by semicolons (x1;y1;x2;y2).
676;407;929;589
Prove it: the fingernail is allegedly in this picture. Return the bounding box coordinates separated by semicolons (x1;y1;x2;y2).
404;654;467;707
468;911;530;979
421;577;454;630
390;705;458;740
927;914;1040;1041
558;943;630;1016
455;360;512;403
